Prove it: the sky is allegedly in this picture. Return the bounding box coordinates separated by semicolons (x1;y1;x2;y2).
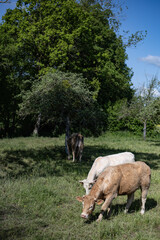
119;0;160;92
0;0;160;92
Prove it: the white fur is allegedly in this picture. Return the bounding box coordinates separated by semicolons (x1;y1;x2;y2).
80;152;135;194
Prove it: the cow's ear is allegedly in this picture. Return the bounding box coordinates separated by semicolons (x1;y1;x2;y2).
79;180;85;184
96;199;104;205
89;180;96;186
76;196;83;202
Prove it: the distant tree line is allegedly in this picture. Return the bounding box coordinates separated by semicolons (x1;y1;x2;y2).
1;0;156;138
107;76;160;138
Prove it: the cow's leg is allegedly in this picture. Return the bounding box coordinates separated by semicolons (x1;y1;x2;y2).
124;193;134;213
79;151;82;162
67;146;71;160
78;139;83;162
140;188;148;215
72;151;76;162
97;194;115;222
107;203;112;218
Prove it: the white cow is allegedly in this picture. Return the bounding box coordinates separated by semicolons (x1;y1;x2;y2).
79;152;135;194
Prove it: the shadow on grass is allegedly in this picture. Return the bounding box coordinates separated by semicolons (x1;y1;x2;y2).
0;205;27;240
84;197;157;224
111;197;157;216
0;227;27;240
0;144;160;178
147;139;160;147
134;152;160;169
85;146;160;169
0;205;48;240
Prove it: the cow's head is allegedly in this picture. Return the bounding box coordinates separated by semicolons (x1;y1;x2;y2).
79;179;96;195
76;195;103;219
76;195;96;219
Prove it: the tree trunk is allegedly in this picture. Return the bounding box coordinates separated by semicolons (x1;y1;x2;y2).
4;116;9;137
10;111;16;137
33;113;41;136
143;120;147;140
65;116;70;154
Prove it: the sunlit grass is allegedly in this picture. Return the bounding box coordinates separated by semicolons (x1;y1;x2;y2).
0;132;160;239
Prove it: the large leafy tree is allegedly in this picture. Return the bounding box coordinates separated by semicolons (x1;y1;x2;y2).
4;0;134;100
0;0;145;136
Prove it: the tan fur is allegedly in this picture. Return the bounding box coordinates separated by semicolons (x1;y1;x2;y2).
76;161;151;222
79;152;135;194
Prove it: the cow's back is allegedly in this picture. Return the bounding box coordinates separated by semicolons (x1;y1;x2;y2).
119;162;150;195
92;152;135;178
104;152;135;167
67;133;83;147
94;161;151;196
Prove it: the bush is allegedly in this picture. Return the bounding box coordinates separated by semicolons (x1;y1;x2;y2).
107;100;156;137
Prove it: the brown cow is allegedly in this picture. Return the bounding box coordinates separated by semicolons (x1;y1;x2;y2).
67;133;84;162
76;161;151;222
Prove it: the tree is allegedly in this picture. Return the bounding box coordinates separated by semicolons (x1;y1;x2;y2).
0;13;22;137
120;76;160;139
0;0;146;136
0;1;9;3
19;70;106;136
78;0;147;47
7;0;134;103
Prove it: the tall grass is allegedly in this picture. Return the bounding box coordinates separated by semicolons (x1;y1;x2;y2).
0;132;160;240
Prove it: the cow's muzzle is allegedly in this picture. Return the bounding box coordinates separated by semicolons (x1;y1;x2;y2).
81;213;88;219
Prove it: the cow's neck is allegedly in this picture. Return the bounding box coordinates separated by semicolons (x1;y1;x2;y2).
89;184;101;200
87;170;95;182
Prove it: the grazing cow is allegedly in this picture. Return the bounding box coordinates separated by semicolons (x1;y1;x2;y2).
79;152;135;194
76;161;151;222
67;133;84;162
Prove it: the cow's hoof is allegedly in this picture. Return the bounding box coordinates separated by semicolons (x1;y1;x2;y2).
96;216;103;222
96;219;102;222
124;209;128;214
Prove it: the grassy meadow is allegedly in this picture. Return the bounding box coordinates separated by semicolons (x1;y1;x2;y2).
0;131;160;240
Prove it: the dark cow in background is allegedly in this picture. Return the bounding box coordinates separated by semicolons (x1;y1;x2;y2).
67;133;84;162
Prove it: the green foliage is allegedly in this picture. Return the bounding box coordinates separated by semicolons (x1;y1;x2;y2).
4;0;134;100
107;98;157;136
126;76;160;139
0;15;22;137
123;30;147;47
105;76;160;139
125;118;156;136
0;0;146;137
107;99;128;131
19;70;106;136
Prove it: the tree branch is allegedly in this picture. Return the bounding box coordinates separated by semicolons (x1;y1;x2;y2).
0;0;9;3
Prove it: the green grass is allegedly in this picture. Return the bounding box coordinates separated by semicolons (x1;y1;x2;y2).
0;132;160;240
